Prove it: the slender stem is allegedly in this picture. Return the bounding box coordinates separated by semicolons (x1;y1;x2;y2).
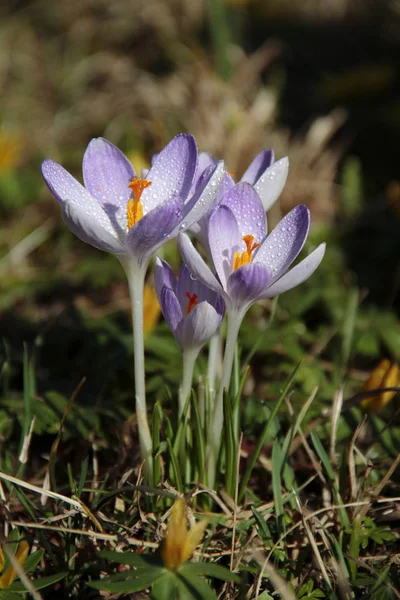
119;257;153;480
207;310;244;487
207;332;222;399
179;347;200;420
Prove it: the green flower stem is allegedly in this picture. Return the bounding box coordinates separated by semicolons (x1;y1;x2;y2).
179;347;200;420
119;257;153;481
207;311;244;487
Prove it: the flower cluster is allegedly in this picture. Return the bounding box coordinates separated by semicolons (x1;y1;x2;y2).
42;133;326;482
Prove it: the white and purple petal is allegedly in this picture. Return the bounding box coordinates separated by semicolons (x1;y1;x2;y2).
159;287;183;341
176;264;225;317
254;156;289;213
227;262;270;309
82;138;134;214
255;204;310;282
141;134;197;214
62;201;125;254
127;196;184;268
154;257;177;300
241;149;275;185
222;182;267;242
208;206;241;290
178;233;223;294
170;161;225;238
41;160;95;209
177;302;222;349
261;243;326;298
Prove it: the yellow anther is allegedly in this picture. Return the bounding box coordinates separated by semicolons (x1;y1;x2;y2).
127;177;152;229
232;234;260;271
185;292;198;316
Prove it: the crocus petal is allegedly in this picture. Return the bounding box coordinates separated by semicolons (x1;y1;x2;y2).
227;262;270;308
178;301;222;349
176;161;226;234
127;196;184;268
154;257;177;299
178;233;222;294
241;149;275;185
191;152;217;191
82;138;135;212
222;182;267;242
141;134;197;214
160;287;183;339
208;205;240;290
62;201;125;254
261;243;326;298
254;156;289;212
255;204;310;282
176;264;225;315
41;159;95;208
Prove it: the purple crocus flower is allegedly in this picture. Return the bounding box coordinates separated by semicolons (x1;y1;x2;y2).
155;258;225;351
178;182;326;316
179;182;325;484
188;149;288;251
41;134;225;268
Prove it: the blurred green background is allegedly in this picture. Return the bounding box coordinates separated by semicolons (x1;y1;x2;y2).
0;0;399;455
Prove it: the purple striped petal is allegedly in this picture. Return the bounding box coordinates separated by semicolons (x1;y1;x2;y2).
191;152;217;191
178;233;222;294
171;161;225;237
41;159;95;209
154;257;177;299
62;201;125;254
141;134;197;214
176;264;225;316
222;182;267;242
262;243;326;298
227;262;270;307
160;287;183;339
127;196;183;268
178;302;222;349
208;206;241;290
255;205;310;282
254;156;289;212
241;149;275;185
82;138;134;214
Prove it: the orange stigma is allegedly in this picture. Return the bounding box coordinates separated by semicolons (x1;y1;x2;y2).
127;177;152;229
185;292;198;316
232;234;260;271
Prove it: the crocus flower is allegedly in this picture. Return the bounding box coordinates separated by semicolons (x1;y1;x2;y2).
178;182;325;485
41;134;225;480
179;182;326;317
161;499;208;571
154;258;224;351
188;149;289;250
361;359;399;413
41;134;225;268
155;258;225;416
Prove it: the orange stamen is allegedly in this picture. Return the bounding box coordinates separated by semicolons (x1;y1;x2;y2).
127;177;152;229
185;292;198;316
232;234;260;271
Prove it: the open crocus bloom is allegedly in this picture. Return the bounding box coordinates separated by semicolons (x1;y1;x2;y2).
155;258;224;350
41;134;225;268
188;148;288;250
178;182;326;316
